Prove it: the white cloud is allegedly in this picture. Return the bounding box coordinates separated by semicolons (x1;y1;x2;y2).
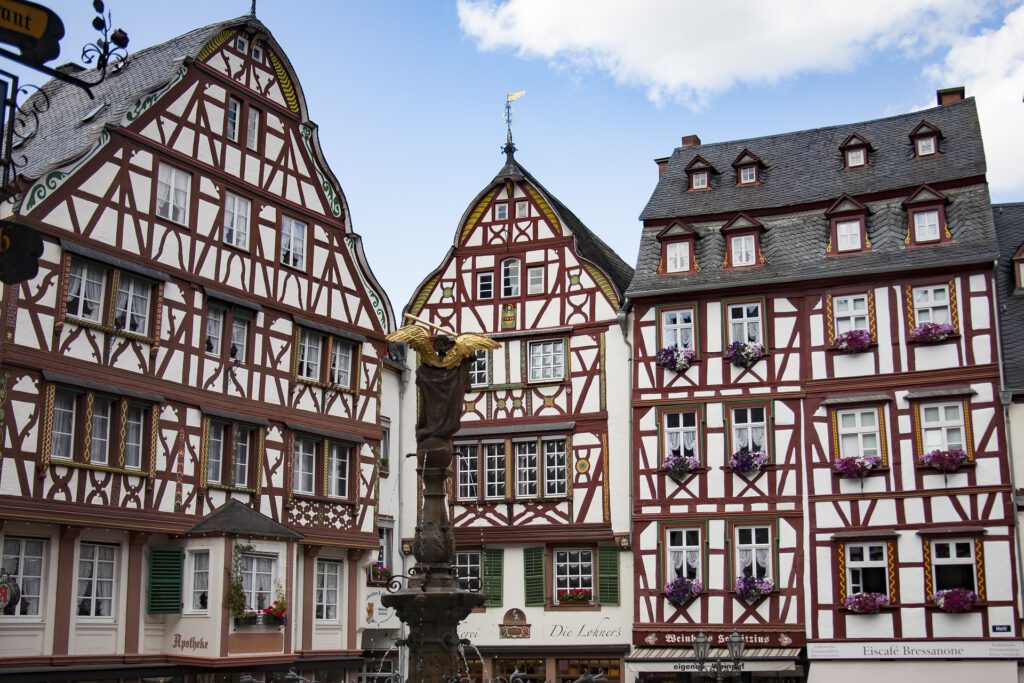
457;0;991;107
924;4;1024;196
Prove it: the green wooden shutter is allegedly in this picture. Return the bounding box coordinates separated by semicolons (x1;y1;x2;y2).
147;546;184;614
482;549;503;607
523;547;545;606
597;546;619;606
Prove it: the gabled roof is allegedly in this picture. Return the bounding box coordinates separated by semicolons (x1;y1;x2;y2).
994;203;1024;392
684;155;717;174
187;499;304;540
839;133;873;151
910;120;943;139
825;194;868;216
902;185;947;207
731;149;765;168
719;213;764;233
657;222;699;241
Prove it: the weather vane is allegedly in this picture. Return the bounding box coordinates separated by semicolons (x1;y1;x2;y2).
503;90;525;155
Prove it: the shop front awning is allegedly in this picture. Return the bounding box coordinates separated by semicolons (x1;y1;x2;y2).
626;647;803;674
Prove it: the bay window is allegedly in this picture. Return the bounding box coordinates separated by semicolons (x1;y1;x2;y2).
49;386;154;471
458;437;566;502
241;553;275;611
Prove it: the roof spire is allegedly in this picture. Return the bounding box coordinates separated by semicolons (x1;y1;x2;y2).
503;90;525;161
249;0;257;16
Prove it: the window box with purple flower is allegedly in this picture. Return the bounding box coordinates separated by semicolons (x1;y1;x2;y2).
656;345;696;373
734;575;773;602
662;450;701;483
724;341;765;368
833;455;882;478
833;329;872;354
910;322;957;344
931;588;980;613
663;576;702;606
919;449;969;473
843;592;889;614
728;447;768;474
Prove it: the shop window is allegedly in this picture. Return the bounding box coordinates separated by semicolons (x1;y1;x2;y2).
1;536;45;616
316;559;342;620
77;542;118;617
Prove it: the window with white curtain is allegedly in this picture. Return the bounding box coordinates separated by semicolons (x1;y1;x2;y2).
298;329;323;381
316;559;341;620
554;549;593;603
224;191;250;249
156;163;190;225
913;209;940;242
2;536;45;616
837;409;881;458
124;405;147;470
728;302;762;344
732;407;766;453
328;443;350;498
836;220;862;251
668;529;701;580
114;275;152;335
665;241;689;273
241;553;275;610
77;542;117;617
293;437;316;494
731;235;755;266
664;411;699;462
736;526;771;580
834;294;869;334
189;550;210;611
280;216;307;269
90;398;112;465
661;308;694;349
528;339;565;381
67;261;106;323
913;285;950;325
329;341;354;387
921;402;965;452
847;543;887;595
51;390;76;461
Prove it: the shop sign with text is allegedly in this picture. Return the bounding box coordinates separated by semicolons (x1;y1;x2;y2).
634;630;805;648
808;640;1024;659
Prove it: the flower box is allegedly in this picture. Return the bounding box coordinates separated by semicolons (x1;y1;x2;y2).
910;322;956;344
725;341;765;368
919;449;968;473
833;455;882;478
656;345;696;373
368;562;393;585
234;612;260;627
557;588;592;603
932;588;980;613
734;575;773;602
661;450;700;483
834;329;871;354
729;447;768;474
844;591;889;614
663;576;702;606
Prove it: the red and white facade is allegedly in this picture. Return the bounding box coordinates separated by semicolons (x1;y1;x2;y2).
0;17;401;682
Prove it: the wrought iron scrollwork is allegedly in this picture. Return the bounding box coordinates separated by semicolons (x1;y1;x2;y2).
80;1;129;79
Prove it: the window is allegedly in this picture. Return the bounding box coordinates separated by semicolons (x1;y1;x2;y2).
226;97;241;142
224;192;250;249
241;553;275;611
913;285;950;325
246;107;261;152
501;258;520;297
115;274;152;335
847;543;887;595
316;560;341;620
455;551;481;591
67;261;105;323
913;209;940;242
469;350;488;387
327;443;351;498
495;203;508;220
297;328;356;387
251;41;263;62
189;550;210;611
543;439;568;497
380;417;391;463
477;272;493;299
484;442;505;500
665;241;689;273
281;216;306;269
528;339;565;382
206;420;257;488
235;35;248;53
836;409;880;458
456;444;479;500
661;308;694;349
293;435;353;499
515;441;538;498
527;266;545;295
667;529;701;580
846;148;866;168
664;411;699;463
739;166;757;184
554;549;593;603
293;437;316;494
77;542;117;617
298;329;322;381
932;539;975;591
736;526;770;580
377;527;393;570
690;171;708;190
1;537;45;616
836;219;862;252
156;163;190;224
515;200;529;218
920;402;965;452
330;341;353;387
50;388;153;470
834;294;869;335
728;302;762;344
731;235;756;267
732;407;766;453
916;135;937;157
205;305;251;362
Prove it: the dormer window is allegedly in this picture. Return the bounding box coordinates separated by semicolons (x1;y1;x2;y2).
902;185;949;246
910;121;942;158
738;166;757;185
690;171;709;190
839;133;872;169
825;195;869;255
719;214;765;269
836;219;863;251
845;148;865;168
684;155;717;192
665;242;689;272
657;223;699;275
731;149;764;186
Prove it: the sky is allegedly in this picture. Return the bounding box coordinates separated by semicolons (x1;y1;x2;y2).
11;1;1024;315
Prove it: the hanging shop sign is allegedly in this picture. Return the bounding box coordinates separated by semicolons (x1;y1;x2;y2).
634;629;805;648
0;568;21;613
0;0;64;66
0;219;43;284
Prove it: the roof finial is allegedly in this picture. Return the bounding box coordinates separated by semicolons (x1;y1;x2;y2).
503;90;525;160
249;0;257;16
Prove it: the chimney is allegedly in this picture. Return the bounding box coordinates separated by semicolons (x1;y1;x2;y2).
655;157;669;178
936;87;965;106
55;62;85;75
681;134;701;148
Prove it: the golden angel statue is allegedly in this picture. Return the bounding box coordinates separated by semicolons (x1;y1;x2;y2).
387;315;499;451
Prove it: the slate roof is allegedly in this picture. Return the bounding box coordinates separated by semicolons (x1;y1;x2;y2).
628;98;997;298
187;499;304;539
12;15;256;184
994;202;1024;391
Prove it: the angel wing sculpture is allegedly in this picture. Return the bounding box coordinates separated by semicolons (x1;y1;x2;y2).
387;324;499;369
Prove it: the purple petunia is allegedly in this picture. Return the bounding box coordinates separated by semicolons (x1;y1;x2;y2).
663;576;703;605
920;449;969;472
729;447;769;474
844;592;889;614
662;450;700;482
725;341;765;368
656;345;696;372
932;588;980;613
735;575;774;602
833;455;882;478
910;322;956;343
834;329;872;353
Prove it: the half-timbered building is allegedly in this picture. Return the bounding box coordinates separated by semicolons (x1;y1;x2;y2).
400;143;635;683
0;14;401;682
624;90;1022;683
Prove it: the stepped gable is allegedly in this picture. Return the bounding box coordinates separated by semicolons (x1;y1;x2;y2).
628;98;996;298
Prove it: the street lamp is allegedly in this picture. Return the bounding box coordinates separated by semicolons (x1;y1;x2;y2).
692;632;745;681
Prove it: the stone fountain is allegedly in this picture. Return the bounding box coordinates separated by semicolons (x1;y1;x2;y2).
383;324;499;683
